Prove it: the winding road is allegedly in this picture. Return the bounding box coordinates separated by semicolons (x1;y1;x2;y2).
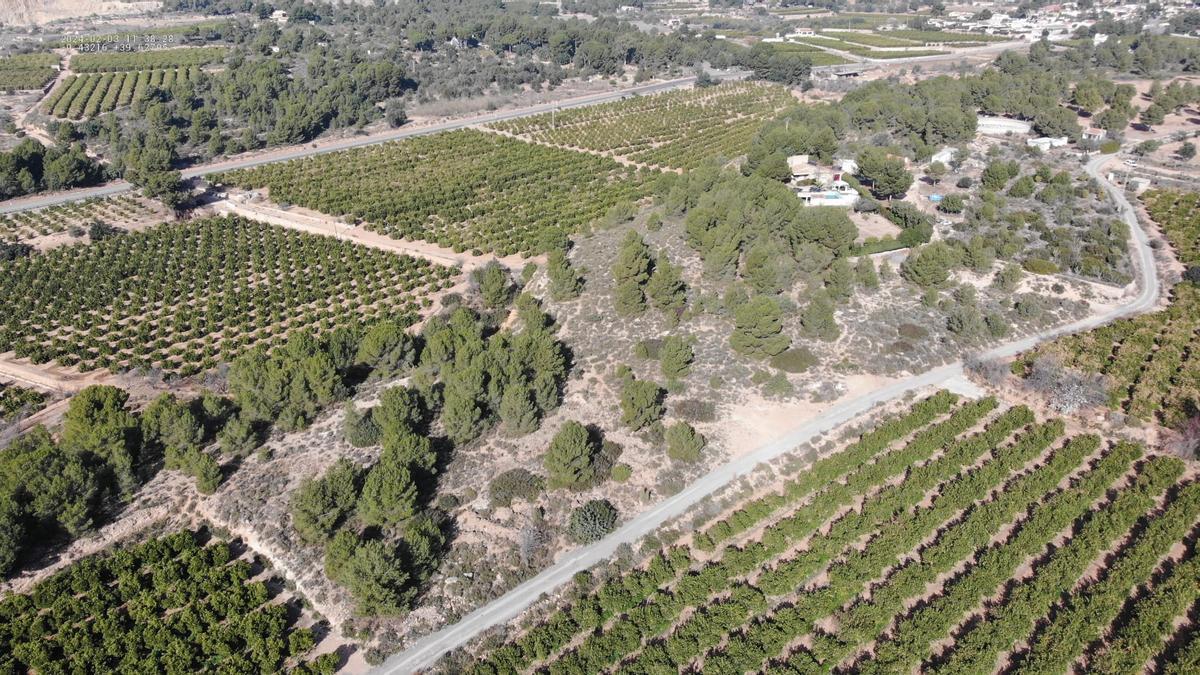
375;151;1161;674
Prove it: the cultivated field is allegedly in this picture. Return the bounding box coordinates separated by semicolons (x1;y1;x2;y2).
0;530;336;673
461;392;1200;674
0;216;458;375
1016;189;1200;426
0;194;169;243
0;53;58;91
212;130;651;256
68;46;225;72
0;382;44;423
789;35;949;59
487;82;797;170
42;67;201;119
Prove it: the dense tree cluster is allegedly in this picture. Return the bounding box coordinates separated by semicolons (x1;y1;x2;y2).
0;139;105;202
281;303;569;613
0;385;235;575
661;168;855;287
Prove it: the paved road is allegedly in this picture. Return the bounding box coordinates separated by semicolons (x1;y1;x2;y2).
0;73;738;216
375;148;1159;675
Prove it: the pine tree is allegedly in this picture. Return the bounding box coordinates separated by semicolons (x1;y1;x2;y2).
195;454;222;494
645;252;687;319
620;379;665;430
613;279;647;315
499;385;540;436
472;262;513;309
384;429;436;475
744;243;783;295
824;257;854;302
547;249;583;301
358;451;419;527
800;291;840;341
343;403;381;448
659;335;694;380
729;296;790;359
611;231;652;315
855;256;879;290
544;420;597;489
666;422;706;462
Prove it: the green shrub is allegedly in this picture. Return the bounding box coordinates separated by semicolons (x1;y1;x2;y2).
769;347;818;373
569;499;619;543
666;422;706;462
489;468;545;507
1022;258;1060;275
611;463;632;482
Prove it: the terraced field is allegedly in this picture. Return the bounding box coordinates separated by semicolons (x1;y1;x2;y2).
1016;190;1200;427
463;391;1200;674
212;129;651;256
0;216;457;376
487;82;797;170
0;53;58;91
42;68;201;119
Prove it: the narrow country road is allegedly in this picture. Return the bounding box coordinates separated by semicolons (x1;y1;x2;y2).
0;72;748;216
374;150;1161;674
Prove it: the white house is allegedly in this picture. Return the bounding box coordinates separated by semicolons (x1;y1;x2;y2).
1083;127;1107;142
1026;136;1069;151
796;179;859;207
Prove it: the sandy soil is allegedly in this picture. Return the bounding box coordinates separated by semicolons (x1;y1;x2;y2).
850;210;902;242
1;0;161;27
211;194;536;274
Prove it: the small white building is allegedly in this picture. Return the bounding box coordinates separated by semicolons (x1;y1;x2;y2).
1026;136;1069;151
1083;127;1107;142
930;147;956;165
838;157;859;176
977;115;1032;136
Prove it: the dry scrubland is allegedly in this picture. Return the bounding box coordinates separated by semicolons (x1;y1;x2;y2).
1017;190;1200;428
455;391;1200;675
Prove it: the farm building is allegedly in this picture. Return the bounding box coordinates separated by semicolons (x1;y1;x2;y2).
976;115;1032;136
